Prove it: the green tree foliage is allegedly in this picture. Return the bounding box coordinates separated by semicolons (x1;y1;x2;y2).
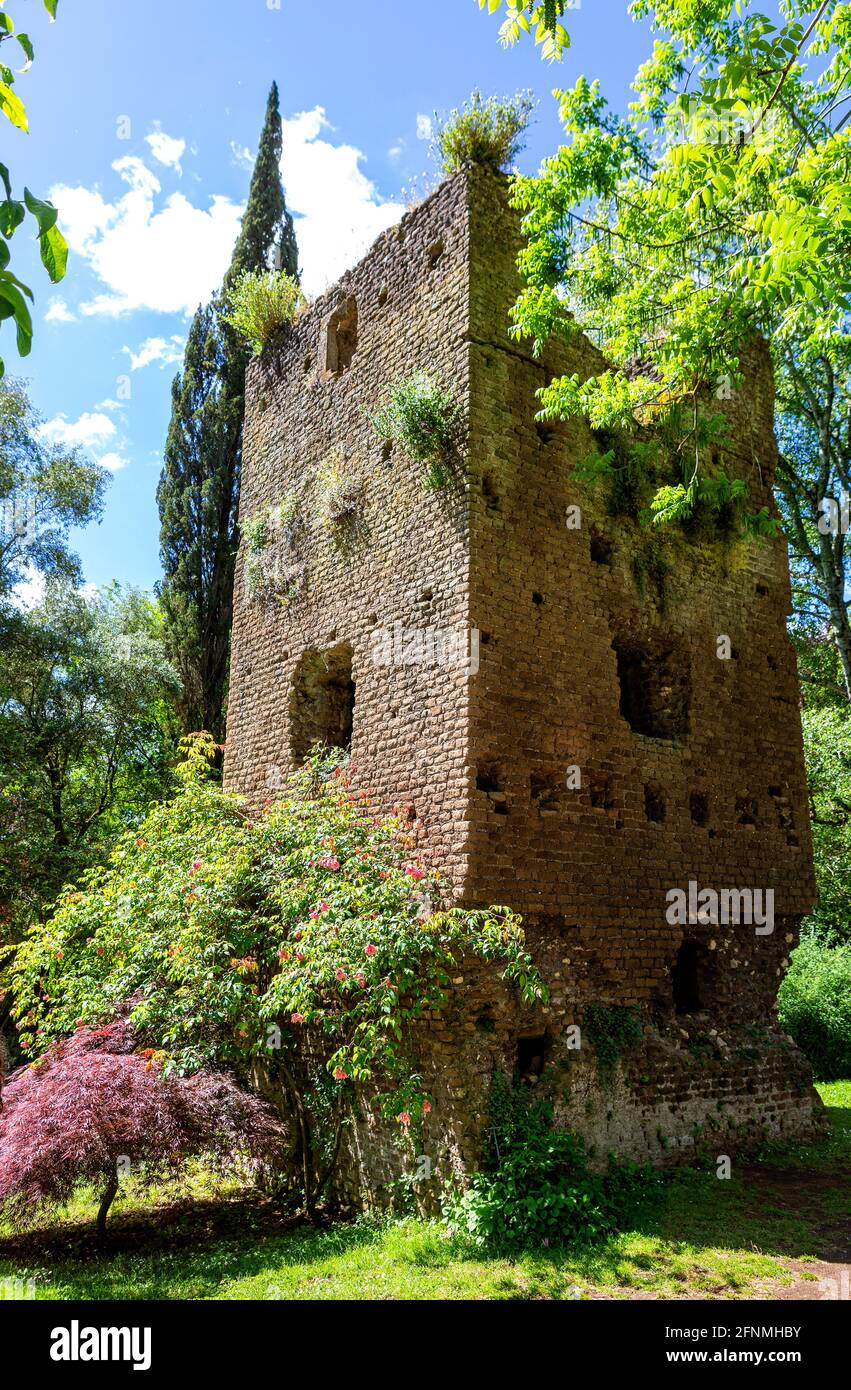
0;378;107;601
0;0;68;376
158;82;298;740
157;303;237;738
503;2;851;668
11;745;541;1214
800;702;851;943
0;583;178;939
778;934;851;1078
479;1;572;62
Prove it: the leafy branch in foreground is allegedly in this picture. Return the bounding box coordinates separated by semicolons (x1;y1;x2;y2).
508;2;851;595
478;0;572;62
0;1;68;376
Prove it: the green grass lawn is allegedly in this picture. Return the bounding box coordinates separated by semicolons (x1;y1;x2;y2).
1;1081;848;1302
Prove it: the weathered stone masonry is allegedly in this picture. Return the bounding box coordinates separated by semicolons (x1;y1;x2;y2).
225;168;824;1204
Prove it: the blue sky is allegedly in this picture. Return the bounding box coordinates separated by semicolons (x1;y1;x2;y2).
9;0;650;595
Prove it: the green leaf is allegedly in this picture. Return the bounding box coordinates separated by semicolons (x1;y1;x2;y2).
0;81;27;132
39;222;68;282
24;187;59;234
43;0;59;19
0;198;24;236
0;273;33;355
0;163;10;200
16;33;34;71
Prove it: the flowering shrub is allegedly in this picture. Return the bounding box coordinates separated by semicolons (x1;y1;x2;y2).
12;740;541;1214
0;1017;285;1237
223;269;305;354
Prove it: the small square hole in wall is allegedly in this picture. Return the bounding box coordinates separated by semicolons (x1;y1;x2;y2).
428;239;444;268
735;796;758;826
476;763;508;814
689;791;709;826
644;783;666;823
516;1032;547;1081
482;472;501;512
530;771;561;812
590;532;613;565
672;941;713;1015
589;773;613;810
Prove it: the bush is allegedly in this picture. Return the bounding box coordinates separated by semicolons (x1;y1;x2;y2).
433;90;535;176
367;371;458;489
443;1073;656;1252
778;935;851;1080
223;269;304;353
11;739;542;1215
0;1017;286;1236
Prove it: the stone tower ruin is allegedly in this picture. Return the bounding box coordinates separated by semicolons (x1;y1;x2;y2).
225;168;824;1201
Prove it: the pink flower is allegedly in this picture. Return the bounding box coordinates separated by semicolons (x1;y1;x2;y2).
291;1012;305;1024
334;1067;348;1080
405;865;425;881
309;910;320;920
354;969;366;987
397;1111;411;1127
422;1100;432;1115
317;856;340;871
365;943;377;957
335;968;347;982
191;860;202;871
319;900;330;912
295;952;306;963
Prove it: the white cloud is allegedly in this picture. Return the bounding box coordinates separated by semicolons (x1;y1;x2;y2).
145;125;186;172
44;297;76;323
37;411;116;450
94;397;126;413
51;156;244;317
123;335;185;371
416;113;433;141
230;140;255;172
281;107;405;296
97;452;128;473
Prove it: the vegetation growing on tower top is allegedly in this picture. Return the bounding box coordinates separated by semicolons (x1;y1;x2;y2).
432;90;536;176
223;269;305;355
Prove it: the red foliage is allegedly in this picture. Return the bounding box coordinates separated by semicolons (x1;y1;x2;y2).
0;1019;286;1233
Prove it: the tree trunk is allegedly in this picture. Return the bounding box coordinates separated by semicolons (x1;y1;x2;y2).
97;1166;119;1240
817;534;851;701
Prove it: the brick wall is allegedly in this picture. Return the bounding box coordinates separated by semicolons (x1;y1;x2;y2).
226;168;824;1203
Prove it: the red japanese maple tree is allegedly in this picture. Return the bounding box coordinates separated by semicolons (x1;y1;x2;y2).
0;1018;286;1237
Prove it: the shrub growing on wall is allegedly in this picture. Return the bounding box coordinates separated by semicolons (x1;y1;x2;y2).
223;269;305;354
12;737;541;1216
432;90;535;176
368;371;458;489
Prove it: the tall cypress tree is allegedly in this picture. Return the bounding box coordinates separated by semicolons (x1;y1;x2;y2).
157;82;299;740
